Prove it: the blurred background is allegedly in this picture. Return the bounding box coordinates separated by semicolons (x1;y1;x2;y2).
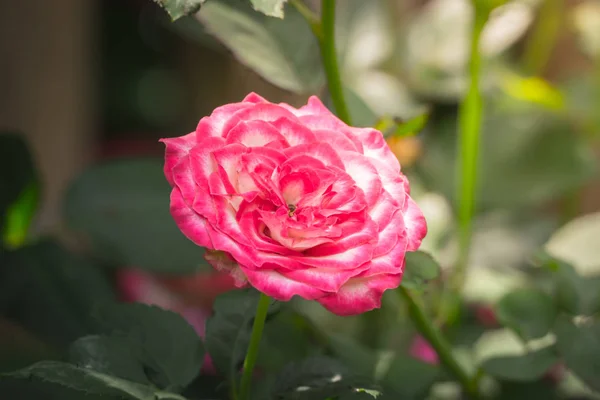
1;0;600;398
1;0;598;234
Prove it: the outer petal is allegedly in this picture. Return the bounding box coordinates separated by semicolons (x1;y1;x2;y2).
242;267;326;301
221;104;299;135
160;131;196;185
243;92;269;103
403;196;428;251
317;274;402;316
351;127;400;173
170;188;213;249
196;103;254;138
282;265;370;292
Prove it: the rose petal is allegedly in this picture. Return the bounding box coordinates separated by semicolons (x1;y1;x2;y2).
317;274;402;316
242;267;326;301
403;196;428;251
226;120;288;147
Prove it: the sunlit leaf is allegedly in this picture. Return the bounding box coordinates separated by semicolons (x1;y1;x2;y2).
249;0;288;18
153;0;204;21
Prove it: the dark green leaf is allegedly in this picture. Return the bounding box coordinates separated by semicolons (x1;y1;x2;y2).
418;108;597;211
257;311;316;372
541;255;600;315
2;361;188;400
198;0;323;93
400;251;441;290
68;335;150;385
327;334;378;379
64;158;208;274
0;240;115;347
272;356;381;400
380;355;440;399
153;0;204;21
481;346;558;381
554;315;600;392
0;133;38;243
496;288;557;341
250;0;288;18
205;289;279;381
94;303;204;391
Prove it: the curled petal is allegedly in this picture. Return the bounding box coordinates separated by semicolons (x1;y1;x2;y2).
160;131;197;185
317;274;402;316
170;189;213;249
225;120;288;147
242;268;326;301
403;197;428;251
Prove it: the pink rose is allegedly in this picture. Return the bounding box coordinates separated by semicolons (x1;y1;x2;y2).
161;93;427;315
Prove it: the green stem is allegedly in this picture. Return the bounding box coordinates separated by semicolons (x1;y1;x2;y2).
238;293;271;400
400;287;480;399
450;4;488;295
318;0;351;125
522;0;563;75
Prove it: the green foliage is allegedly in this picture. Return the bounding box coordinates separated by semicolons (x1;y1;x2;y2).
93;303;205;391
380;354;440;399
198;0;323;93
0;240;115;347
271;356;380;399
540;255;600;316
554;315;600;392
0;133;38;247
419;107;597;211
205;289;279;382
481;347;558;382
153;0;204;21
495;288;557;341
3;361;188;400
64;158;208;274
400;251;441;290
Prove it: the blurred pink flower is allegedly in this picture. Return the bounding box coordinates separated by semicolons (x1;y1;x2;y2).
409;335;439;365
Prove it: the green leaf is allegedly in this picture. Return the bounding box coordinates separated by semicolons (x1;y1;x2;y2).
205;289;278;381
257;311;316;372
64;158;208;274
378;113;429;138
2;183;39;249
2;361;188;400
327;334;378;379
0;240;116;347
418;108;597;211
481;346;558;382
540;255;600;315
271;356;380;400
93;303;204;391
153;0;204;21
400;251;441;290
496;288;557;341
198;0;324;93
554;315;600;392
250;0;288;18
0;133;38;245
380;355;440;398
68;335;150;385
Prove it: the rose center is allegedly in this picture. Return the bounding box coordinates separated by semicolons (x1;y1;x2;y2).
287;203;296;217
